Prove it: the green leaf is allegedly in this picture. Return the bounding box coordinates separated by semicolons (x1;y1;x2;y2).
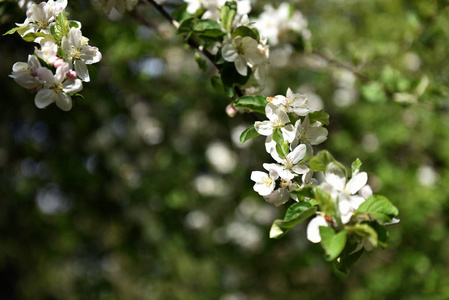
239;124;260;143
351;158;362;175
284;201;313;221
308;110;330;125
289;187;314;201
4;25;25;36
335;241;364;275
195;53;207;71
313;188;335;217
220;1;237;32
177;18;223;37
232;26;259;41
220;62;251;87
233;95;267;114
53;12;70;40
22;32;48;42
309;150;347;178
69;21;80;28
270;203;317;239
319;227;347;261
355;195;399;223
345;223;378;249
272;128;289;160
172;3;194;22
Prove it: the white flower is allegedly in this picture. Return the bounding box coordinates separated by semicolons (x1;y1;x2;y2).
270;88;312;116
222;36;256;76
264;144;308;180
254;103;295;140
250;167;279;197
263;186;290;207
253;3;308;46
17;0;67;37
292;115;328;146
62;27;102;82
320;163;368;224
34;62;83;111
35;38;58;65
9;55;42;90
307;215;328;243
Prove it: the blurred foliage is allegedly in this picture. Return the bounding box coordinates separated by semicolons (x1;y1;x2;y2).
1;0;449;299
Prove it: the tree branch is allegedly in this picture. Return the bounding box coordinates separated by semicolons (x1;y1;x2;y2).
312;50;372;83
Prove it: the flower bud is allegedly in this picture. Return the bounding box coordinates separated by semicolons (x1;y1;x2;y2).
226;104;237;118
67;70;78;79
53;58;65;69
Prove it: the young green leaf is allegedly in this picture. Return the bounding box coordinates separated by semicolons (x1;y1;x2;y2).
289;187;314;202
220;1;237;32
334;241;364;275
308;110;330;125
345;223;378;249
355;195;399;223
54;12;70;40
232;26;259;41
177;18;223;37
270;203;317;239
22;32;48;42
313;188;335;217
272;128;289;159
319;227;347;261
233;95;268;114
309;150;347;178
351;158;362;175
239;124;260;143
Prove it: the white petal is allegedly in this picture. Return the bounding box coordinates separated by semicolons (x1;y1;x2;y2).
222;44;238;62
281;124;295;143
307;216;328;243
34;89;55;108
292;164;309;175
287;144;307;165
251;171;268;183
55;92;72;111
74;60;89;82
308;127;328;145
36;67;55;86
254;121;273;136
346;172;368;195
324;163;346;192
264;188;290;207
63;79;83;94
234;56;248;76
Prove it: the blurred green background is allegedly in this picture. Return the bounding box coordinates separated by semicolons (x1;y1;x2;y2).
1;0;449;299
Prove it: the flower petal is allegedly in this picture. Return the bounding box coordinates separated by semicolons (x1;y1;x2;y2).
55;92;72;111
307;215;328;243
346;172;368;195
34;89;55;109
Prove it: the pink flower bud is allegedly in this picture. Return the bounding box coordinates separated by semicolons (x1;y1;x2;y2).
226;104;237;118
53;58;65;69
67;70;77;79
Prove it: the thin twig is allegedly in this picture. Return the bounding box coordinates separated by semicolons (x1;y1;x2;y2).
312;50;372;83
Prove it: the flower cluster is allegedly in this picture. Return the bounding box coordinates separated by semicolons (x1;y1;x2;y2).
251;88;328;206
253;3;310;47
241;88;399;270
7;0;101;111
